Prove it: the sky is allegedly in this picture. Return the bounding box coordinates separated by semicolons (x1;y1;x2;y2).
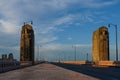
0;0;120;61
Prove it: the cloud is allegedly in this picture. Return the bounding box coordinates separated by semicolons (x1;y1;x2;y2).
34;14;75;45
54;14;74;26
40;43;91;52
77;0;118;8
0;0;119;61
38;37;58;44
37;14;74;34
0;20;18;34
0;45;19;51
67;37;72;40
0;0;118;34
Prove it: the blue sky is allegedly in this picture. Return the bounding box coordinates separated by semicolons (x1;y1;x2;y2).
0;0;120;61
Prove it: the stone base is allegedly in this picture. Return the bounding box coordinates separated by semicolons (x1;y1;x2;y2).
97;61;120;67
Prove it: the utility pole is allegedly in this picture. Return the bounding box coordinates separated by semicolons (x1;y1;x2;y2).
108;24;118;61
72;45;77;61
39;45;42;61
86;53;88;61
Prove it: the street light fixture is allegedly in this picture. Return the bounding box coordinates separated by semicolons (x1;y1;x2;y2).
72;45;77;61
108;24;118;61
24;21;33;25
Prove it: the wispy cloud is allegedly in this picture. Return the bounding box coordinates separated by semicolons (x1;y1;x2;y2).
38;37;58;44
0;0;119;60
79;0;118;8
0;0;118;34
67;37;72;40
0;20;18;34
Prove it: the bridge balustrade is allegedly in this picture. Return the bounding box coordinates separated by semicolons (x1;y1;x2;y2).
0;61;20;73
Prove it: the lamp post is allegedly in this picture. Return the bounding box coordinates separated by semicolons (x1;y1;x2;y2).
86;53;88;61
39;45;42;61
62;51;65;61
72;45;77;61
108;24;118;61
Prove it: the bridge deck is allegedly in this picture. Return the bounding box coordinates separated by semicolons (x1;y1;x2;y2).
0;63;98;80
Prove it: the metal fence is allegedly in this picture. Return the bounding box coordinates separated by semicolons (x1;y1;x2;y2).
0;61;20;73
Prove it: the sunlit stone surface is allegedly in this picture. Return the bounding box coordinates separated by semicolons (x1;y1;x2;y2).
20;24;34;62
92;26;109;62
0;63;98;80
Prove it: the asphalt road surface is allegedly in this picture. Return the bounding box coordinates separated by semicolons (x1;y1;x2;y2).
53;63;120;80
0;63;98;80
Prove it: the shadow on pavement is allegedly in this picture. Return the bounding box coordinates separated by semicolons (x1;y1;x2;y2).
52;63;120;80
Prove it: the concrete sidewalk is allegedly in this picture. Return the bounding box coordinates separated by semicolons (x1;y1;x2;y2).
0;63;99;80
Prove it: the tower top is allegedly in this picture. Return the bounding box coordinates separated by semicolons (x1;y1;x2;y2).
22;24;33;30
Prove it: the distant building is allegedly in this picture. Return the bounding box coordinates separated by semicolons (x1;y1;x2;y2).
8;53;14;61
2;54;7;61
1;53;16;61
92;26;109;62
20;24;34;63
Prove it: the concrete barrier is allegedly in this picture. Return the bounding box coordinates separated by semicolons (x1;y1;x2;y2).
59;61;91;65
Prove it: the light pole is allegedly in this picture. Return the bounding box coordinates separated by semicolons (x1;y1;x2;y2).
62;51;65;61
108;24;118;61
36;45;41;61
58;56;60;63
72;45;77;61
38;45;43;61
86;53;88;61
39;45;42;61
